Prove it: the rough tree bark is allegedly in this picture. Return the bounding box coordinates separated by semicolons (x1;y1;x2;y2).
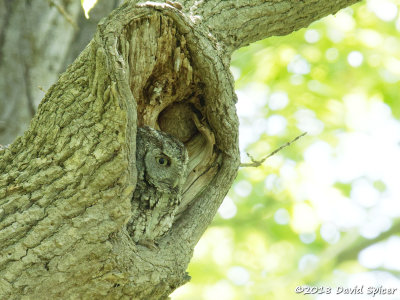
0;0;361;299
0;0;123;145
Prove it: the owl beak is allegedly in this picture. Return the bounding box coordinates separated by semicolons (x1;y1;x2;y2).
172;177;180;188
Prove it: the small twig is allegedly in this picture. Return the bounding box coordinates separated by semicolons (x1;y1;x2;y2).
48;0;79;30
240;132;307;167
38;86;47;93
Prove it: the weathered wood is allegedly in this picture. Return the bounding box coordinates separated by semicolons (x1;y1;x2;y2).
0;2;239;298
0;0;361;298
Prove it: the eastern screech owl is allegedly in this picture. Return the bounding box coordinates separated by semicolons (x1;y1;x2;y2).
127;126;188;247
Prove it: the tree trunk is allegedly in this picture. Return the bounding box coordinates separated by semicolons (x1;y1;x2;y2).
0;0;123;145
0;0;360;298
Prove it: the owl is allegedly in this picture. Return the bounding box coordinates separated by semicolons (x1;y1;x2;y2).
127;126;188;247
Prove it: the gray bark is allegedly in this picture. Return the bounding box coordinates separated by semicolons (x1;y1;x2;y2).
0;0;123;145
180;0;361;53
0;0;361;298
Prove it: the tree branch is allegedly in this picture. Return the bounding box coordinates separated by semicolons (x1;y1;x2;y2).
181;0;362;53
336;220;400;263
0;0;366;297
265;221;400;289
240;132;307;167
48;0;79;30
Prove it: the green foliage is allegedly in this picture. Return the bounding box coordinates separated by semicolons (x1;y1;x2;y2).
173;1;400;299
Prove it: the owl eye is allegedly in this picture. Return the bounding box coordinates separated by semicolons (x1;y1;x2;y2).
156;155;170;166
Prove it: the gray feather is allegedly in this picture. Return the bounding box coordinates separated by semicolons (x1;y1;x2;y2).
127;126;188;246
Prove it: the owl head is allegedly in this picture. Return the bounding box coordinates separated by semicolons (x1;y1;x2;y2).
137;126;188;193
